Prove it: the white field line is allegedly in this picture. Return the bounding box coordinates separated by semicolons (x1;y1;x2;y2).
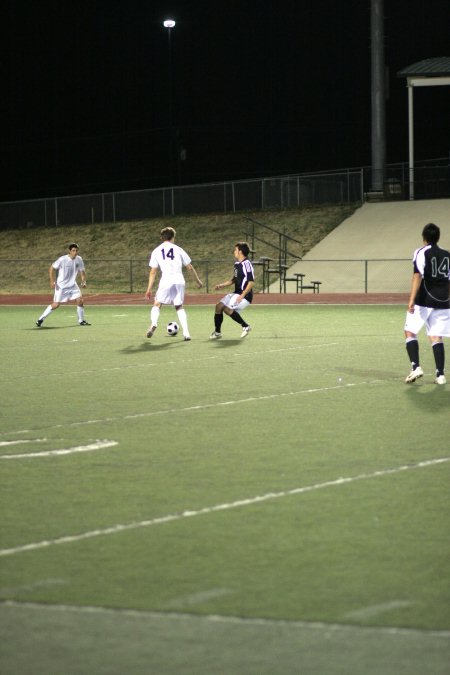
2;342;338;382
344;601;413;620
0;379;373;437
0;440;118;459
1;600;449;638
0;438;47;447
0;457;447;558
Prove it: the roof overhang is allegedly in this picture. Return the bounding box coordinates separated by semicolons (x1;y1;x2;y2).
405;76;450;87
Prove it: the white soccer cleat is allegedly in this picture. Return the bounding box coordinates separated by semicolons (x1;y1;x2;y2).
434;374;447;385
146;325;157;338
209;331;222;339
240;325;251;338
405;365;423;383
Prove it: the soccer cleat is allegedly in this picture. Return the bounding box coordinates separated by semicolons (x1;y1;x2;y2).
405;365;423;383
209;331;222;339
434;374;447;385
146;325;157;338
79;320;91;326
36;319;43;327
183;336;191;341
240;325;251;338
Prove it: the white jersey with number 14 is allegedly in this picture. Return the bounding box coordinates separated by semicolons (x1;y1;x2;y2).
149;242;191;286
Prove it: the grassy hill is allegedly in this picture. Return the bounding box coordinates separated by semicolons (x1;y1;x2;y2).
0;204;358;294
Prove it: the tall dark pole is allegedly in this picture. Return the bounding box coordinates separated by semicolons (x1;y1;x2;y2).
371;0;386;192
163;19;176;186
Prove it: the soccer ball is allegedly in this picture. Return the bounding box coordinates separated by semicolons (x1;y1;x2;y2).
167;321;179;336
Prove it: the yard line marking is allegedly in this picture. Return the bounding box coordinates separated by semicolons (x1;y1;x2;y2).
0;457;447;558
0;379;375;437
0;438;47;447
231;342;340;357
163;588;233;609
2;600;449;638
344;601;413;620
2;344;332;383
0;439;118;459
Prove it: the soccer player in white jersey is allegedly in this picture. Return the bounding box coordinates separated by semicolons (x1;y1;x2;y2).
404;223;450;385
36;243;90;327
145;227;203;341
210;242;255;339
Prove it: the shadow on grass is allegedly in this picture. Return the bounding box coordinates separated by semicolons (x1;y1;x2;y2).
209;339;242;347
120;342;175;353
29;326;73;331
404;384;450;412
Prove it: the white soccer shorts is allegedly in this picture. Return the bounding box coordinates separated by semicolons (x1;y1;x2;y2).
404;306;450;337
156;283;185;306
53;284;82;303
220;293;250;313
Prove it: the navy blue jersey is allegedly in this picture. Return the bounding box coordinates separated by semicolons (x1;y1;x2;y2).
413;243;450;309
233;258;254;302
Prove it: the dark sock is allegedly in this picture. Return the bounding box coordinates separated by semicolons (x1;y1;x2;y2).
406;338;419;368
214;313;223;332
229;311;247;327
432;341;445;376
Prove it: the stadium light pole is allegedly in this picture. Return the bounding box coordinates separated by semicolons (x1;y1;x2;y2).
163;19;176;186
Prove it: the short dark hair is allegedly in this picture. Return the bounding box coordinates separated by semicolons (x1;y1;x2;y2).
422;223;440;244
160;227;176;241
68;243;79;250
235;241;250;257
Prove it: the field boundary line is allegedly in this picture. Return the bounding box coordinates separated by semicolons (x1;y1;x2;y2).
2;343;339;384
1;600;449;638
0;438;47;447
0;379;379;437
0;440;118;459
0;457;448;558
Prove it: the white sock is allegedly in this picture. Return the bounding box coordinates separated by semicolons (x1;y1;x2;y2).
39;305;53;321
176;308;189;337
151;306;160;327
77;306;85;322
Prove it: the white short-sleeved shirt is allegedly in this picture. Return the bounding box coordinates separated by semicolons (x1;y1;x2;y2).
149;242;191;286
52;255;85;289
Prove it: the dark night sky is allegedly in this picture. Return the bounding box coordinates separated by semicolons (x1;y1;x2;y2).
2;0;449;201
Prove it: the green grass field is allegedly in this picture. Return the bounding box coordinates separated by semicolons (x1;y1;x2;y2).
1;303;449;675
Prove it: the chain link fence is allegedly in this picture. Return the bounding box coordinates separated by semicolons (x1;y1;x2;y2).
0;257;411;295
0;171;363;229
1;159;447;231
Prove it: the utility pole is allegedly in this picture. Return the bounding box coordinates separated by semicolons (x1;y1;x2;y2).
370;0;386;193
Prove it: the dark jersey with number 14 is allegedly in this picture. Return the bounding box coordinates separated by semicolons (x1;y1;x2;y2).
413;243;450;309
234;258;255;303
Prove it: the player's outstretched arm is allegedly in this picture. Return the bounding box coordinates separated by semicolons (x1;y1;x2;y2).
187;263;203;288
214;278;233;291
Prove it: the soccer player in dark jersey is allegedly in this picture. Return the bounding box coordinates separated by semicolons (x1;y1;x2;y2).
404;223;450;384
210;242;255;339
